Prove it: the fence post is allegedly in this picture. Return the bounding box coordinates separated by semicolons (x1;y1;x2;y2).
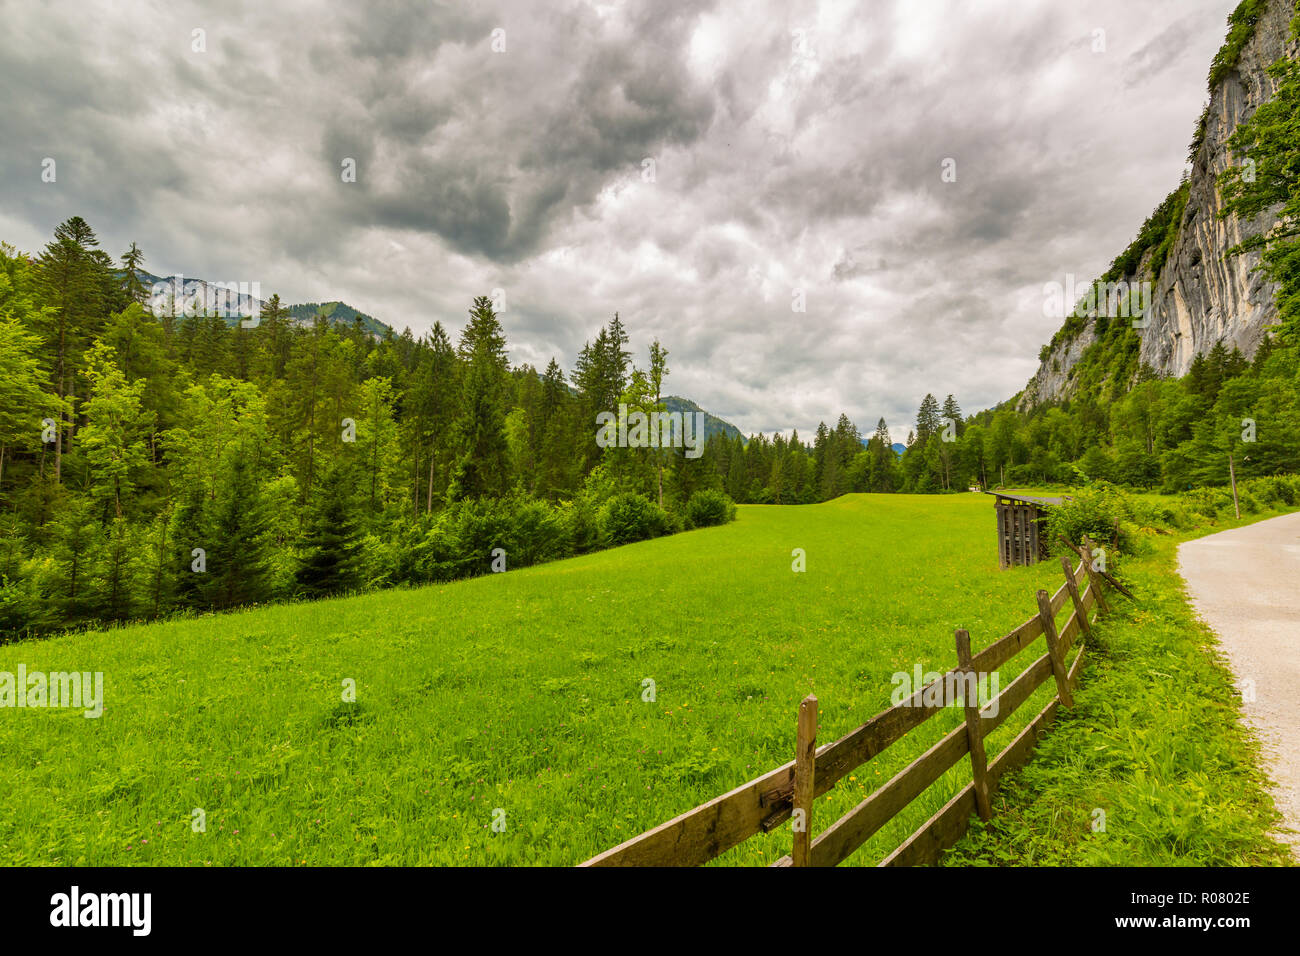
792;694;818;867
1080;535;1111;615
1035;589;1075;708
1060;554;1092;640
954;629;993;821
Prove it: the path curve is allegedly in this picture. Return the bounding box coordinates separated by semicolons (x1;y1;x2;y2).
1178;511;1300;857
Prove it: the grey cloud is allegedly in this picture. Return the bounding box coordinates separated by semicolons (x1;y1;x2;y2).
0;0;1245;438
1125;21;1196;87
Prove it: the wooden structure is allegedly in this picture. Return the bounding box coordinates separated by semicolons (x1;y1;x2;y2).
987;492;1067;569
581;538;1113;868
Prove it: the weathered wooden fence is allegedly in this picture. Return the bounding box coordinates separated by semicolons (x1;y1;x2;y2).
581;536;1114;868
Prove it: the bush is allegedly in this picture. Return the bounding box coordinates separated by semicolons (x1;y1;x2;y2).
1241;475;1298;507
1130;497;1194;531
501;497;575;566
406;496;573;582
1045;482;1136;556
359;532;401;591
558;498;602;555
1178;486;1234;520
686;489;737;528
598;493;671;546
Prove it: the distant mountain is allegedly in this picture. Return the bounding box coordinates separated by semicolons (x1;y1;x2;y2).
133;270;393;337
859;437;906;456
661;396;742;443
285;301;390;337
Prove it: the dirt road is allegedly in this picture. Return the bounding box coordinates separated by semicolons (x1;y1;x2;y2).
1178;511;1300;857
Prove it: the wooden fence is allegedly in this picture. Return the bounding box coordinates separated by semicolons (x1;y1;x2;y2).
581;536;1114;868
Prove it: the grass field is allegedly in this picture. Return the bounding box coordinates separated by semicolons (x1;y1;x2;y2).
0;491;1289;866
2;492;1083;866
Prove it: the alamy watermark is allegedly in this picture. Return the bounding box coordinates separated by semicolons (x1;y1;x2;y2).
1043;274;1152;327
890;662;1000;716
50;886;150;936
147;274;262;327
0;666;104;718
595;405;707;458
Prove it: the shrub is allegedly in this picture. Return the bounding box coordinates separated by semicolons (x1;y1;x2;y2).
1045;482;1136;556
500;496;574;566
1178;486;1233;520
1241;475;1298;507
686;489;737;528
406;496;573;582
558;498;602;555
359;532;401;591
598;493;671;546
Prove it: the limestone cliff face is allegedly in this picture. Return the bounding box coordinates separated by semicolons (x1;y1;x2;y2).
1020;0;1297;409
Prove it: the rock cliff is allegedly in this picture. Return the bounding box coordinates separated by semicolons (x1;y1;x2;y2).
1020;0;1298;409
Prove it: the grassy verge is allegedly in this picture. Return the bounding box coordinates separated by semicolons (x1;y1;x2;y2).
943;507;1297;866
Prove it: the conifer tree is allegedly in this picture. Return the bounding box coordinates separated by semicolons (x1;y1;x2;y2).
915;394;941;444
203;455;271;609
449;298;511;500
120;243;147;304
296;459;363;597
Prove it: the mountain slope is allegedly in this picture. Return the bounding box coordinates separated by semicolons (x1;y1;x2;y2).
661;396;743;442
1021;0;1298;409
285;300;391;337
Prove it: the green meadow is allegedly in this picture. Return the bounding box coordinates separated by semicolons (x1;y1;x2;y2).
2;492;1079;866
5;490;1285;867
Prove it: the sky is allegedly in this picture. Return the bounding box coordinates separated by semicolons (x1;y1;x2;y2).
0;0;1242;440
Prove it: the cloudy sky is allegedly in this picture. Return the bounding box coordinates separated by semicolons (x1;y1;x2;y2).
0;0;1240;439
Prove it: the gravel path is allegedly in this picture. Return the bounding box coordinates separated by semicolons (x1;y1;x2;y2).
1178;511;1300;858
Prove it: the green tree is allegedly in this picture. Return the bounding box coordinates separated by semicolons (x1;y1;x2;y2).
203;455;272;609
296;459;363;597
0;310;55;491
80;343;149;519
120;242;147;304
449;297;511;500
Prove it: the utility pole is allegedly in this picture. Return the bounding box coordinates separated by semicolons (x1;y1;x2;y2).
1229;451;1240;519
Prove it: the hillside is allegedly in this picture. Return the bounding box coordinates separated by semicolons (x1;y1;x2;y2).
661;395;742;442
285;301;391;338
1021;0;1298;409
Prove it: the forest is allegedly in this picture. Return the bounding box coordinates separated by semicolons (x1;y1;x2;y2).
0;219;735;638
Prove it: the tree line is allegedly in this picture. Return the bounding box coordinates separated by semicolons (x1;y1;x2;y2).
709;331;1299;507
0;218;734;638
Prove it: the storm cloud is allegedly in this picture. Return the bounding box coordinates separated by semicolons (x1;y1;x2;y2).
0;0;1241;439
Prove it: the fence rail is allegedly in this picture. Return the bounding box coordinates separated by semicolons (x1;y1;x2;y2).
580;536;1114;868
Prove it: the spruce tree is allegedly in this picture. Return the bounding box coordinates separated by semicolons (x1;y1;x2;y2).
204;455;272;609
449;298;511;500
296;460;363;597
915;394;941;444
170;482;210;610
120;243;147;304
940;394;963;435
